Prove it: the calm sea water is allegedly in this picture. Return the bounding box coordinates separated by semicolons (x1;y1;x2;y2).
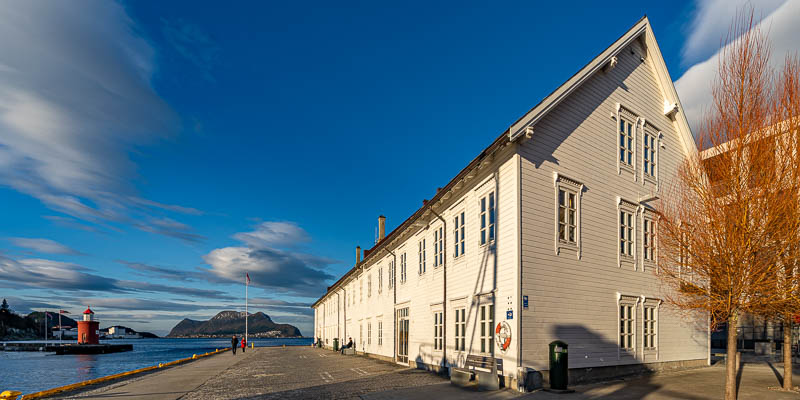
1;337;312;394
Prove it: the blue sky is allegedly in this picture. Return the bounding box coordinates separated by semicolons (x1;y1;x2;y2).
0;1;797;336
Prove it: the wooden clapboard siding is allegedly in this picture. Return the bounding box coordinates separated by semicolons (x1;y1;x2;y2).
518;38;707;371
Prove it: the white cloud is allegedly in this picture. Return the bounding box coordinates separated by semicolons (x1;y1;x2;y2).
681;0;786;65
0;1;201;241
675;1;800;134
204;222;335;297
7;237;82;255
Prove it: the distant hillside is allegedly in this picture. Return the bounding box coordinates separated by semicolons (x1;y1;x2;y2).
167;311;301;338
0;300;78;340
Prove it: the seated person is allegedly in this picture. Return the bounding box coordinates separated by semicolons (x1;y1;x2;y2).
340;337;354;354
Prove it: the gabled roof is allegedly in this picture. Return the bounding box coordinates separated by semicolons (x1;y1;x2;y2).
312;16;697;308
510;16;697;159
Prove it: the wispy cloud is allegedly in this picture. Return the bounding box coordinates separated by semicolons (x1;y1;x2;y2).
0;1;202;242
675;1;800;134
161;18;219;82
203;222;336;297
119;260;204;282
7;237;83;255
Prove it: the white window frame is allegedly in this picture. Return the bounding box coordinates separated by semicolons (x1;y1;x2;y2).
642;125;658;183
479;304;494;355
378;267;383;294
367;273;372;298
400;253;407;283
554;173;583;259
418;239;426;275
615;104;638;178
454;211;465;258
434;225;443;268
388;260;394;289
479;192;495;246
617;294;639;358
454;307;466;352
378;319;383;346
360;280;363;303
641;211;657;270
617;197;636;267
367;321;372;345
642;298;660;356
433;311;443;351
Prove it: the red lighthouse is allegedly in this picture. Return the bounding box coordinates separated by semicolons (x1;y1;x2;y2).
77;306;99;345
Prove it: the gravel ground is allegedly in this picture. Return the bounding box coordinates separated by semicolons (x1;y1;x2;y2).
182;346;447;400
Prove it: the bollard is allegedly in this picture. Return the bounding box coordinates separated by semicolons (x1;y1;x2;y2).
0;390;23;400
282;344;286;348
159;363;163;368
251;342;254;349
192;354;197;359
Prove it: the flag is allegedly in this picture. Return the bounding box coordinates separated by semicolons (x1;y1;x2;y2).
60;310;69;314
246;272;250;285
46;312;52;319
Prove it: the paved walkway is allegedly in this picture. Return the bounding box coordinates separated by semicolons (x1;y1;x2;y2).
59;348;252;399
52;347;800;399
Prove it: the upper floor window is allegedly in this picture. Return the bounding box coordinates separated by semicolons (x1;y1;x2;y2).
643;131;656;178
619;119;633;167
400;253;407;283
378;267;383;294
434;226;444;267
367;274;372;297
558;189;576;244
643;217;656;263
418;239;426;274
480;192;495;245
454;211;465;257
388;260;394;288
620;209;634;257
360;280;363;302
554;173;583;257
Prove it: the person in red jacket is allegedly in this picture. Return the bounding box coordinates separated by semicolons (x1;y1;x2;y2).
241;337;247;353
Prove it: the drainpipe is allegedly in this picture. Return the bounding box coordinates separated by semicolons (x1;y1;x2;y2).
387;248;398;363
429;206;447;371
337;291;341;342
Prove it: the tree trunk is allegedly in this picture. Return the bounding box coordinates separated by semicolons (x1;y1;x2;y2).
785;317;793;390
726;314;739;400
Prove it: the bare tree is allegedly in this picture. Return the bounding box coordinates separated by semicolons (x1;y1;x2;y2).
655;10;799;399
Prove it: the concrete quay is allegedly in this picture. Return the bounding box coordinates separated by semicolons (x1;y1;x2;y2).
43;346;800;399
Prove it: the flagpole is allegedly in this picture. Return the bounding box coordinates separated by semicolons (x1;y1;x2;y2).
59;311;62;344
245;273;248;345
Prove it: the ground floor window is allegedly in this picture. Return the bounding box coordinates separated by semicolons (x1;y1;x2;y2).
480;304;494;354
620;304;634;351
644;306;656;350
378;320;383;346
454;308;465;351
367;322;372;345
433;311;443;351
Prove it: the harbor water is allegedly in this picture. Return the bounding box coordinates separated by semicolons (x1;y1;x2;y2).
1;337;312;394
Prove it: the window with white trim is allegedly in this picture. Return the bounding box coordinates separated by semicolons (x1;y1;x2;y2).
360;280;363;303
479;304;494;354
619;118;634;167
367;274;372;297
433;311;443;351
378;267;383;294
643;217;656;263
378;320;383;346
388;260;394;288
400;253;407;283
454;308;465;351
480;192;495;245
367;322;372;345
559;189;577;244
619;303;634;351
554;174;583;256
454;211;465;257
418;239;426;274
643;306;656;351
434;226;443;268
643;130;657;178
620;209;634;258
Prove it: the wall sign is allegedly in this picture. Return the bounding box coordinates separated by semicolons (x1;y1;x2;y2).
506;310;513;320
523;296;529;309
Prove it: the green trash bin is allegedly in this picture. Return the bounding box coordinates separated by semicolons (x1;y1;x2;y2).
549;341;569;390
333;338;339;351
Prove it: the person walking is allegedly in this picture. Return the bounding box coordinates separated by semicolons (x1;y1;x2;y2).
231;335;238;355
241;336;247;353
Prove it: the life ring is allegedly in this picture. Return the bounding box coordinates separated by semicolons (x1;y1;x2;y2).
495;321;511;352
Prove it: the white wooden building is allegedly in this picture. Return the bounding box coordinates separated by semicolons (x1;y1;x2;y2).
312;17;709;389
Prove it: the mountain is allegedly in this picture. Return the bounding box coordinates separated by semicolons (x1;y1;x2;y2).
0;308;78;340
167;311;301;338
